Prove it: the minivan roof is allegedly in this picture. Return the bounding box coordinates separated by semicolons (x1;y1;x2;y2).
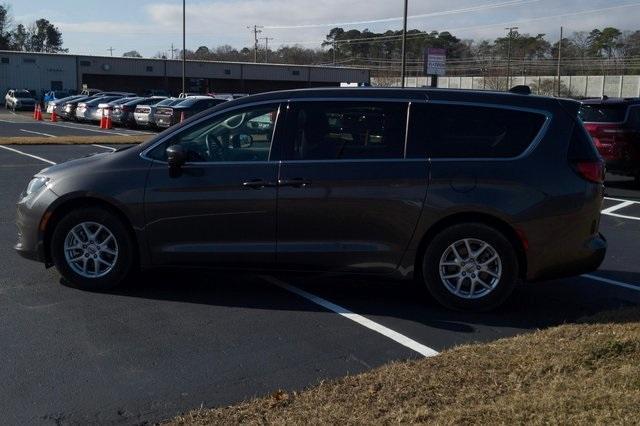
580;97;640;106
213;87;578;112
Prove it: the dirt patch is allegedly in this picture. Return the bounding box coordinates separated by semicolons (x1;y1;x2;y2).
169;307;640;425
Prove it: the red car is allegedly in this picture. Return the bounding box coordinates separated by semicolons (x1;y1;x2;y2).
579;97;640;185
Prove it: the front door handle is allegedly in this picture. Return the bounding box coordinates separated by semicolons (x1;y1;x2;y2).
242;179;274;189
278;178;312;188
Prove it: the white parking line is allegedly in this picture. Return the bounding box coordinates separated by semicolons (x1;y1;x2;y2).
20;129;57;138
91;144;117;151
0;145;56;165
602;197;640;221
263;276;440;358
583;274;640;293
36;121;133;137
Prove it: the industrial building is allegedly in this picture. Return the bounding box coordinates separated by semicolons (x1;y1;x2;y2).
0;51;370;98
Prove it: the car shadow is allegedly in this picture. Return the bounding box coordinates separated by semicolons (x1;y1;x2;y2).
78;267;640;337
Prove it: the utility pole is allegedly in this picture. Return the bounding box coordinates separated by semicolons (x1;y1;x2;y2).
505;26;518;90
261;37;273;63
556;26;563;97
400;0;408;88
107;47;114;56
170;43;177;60
182;0;186;95
247;25;263;62
332;41;337;65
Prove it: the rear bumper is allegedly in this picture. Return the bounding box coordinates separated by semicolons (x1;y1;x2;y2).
528;233;607;282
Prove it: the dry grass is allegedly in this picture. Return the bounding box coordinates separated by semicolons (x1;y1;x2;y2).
169;308;640;425
0;135;147;145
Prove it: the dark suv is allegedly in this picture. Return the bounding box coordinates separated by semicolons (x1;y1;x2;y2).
579;97;640;185
15;88;606;311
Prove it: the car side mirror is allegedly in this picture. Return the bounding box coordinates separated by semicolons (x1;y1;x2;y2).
166;144;186;169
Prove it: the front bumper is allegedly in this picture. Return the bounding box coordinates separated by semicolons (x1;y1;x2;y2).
14;188;59;265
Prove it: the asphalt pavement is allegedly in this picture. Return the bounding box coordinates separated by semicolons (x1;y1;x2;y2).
0;143;639;425
0;109;155;138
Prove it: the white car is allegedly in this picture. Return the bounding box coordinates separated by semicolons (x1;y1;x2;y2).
5;89;37;111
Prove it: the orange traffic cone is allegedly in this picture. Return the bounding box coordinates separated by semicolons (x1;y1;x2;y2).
104;109;113;130
50;109;58;122
99;109;106;129
33;104;38;119
180;111;185;123
35;105;42;121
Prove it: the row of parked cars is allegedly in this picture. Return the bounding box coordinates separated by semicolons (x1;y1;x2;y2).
5;88;248;130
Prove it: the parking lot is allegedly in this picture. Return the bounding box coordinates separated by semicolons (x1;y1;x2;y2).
1;142;639;424
0;109;155;138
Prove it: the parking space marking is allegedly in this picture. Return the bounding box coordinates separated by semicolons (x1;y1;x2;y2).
263;276;440;358
20;129;57;138
37;121;133;137
91;144;117;151
583;274;640;293
602;197;640;221
0;145;56;165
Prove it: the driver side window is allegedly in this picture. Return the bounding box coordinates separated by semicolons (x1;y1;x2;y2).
149;104;280;163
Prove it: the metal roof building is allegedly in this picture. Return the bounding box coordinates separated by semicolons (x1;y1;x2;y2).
0;51;370;98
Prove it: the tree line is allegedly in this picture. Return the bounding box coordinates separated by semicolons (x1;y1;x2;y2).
0;4;66;53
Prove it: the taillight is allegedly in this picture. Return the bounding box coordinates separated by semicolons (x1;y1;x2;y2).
573;160;605;183
583;123;630;146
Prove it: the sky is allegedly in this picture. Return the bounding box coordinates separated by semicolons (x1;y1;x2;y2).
5;0;640;57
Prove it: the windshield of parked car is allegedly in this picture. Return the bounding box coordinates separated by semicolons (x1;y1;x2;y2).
176;97;208;107
15;90;32;98
579;104;628;123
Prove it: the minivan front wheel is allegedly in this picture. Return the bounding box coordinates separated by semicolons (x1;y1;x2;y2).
51;207;135;290
421;223;518;311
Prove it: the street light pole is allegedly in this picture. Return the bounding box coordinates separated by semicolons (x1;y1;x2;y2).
182;0;186;95
400;0;408;88
505;26;518;91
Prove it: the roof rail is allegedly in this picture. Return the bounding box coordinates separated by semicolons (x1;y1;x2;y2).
509;85;531;95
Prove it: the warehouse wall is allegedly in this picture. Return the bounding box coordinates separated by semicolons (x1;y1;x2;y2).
0;51;369;99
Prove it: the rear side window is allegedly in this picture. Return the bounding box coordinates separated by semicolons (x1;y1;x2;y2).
627;107;640;129
407;103;546;159
285;101;407;160
579;104;627;123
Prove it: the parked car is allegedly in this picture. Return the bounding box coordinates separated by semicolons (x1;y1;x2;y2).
112;97;166;128
46;95;84;114
14;88;607;311
94;97;138;122
5;89;37;111
134;98;182;128
579;97;640;185
43;90;76;110
155;96;226;128
59;96;92;121
177;92;202;98
76;96;125;122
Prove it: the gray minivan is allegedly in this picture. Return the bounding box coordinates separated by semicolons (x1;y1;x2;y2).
14;88;606;311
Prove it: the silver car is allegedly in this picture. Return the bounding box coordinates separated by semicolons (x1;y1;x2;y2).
93;97;138;122
75;96;124;122
134;97;180;127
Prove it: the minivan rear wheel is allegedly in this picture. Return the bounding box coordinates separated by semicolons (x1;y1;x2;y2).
421;223;518;311
51;207;135;291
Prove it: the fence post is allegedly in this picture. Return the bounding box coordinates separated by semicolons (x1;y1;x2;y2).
619;75;624;98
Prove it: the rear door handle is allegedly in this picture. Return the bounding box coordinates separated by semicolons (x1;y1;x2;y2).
278;178;312;188
242;179;275;189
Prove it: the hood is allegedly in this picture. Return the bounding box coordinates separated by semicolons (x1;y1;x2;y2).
38;151;112;180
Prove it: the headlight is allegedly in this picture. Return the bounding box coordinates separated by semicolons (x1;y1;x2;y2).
21;176;50;199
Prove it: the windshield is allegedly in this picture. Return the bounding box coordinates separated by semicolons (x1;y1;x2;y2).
176;98;206;107
579;104;628;123
15;90;32;98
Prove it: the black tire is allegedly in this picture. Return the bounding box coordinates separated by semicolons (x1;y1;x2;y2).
421;223;518;312
50;207;135;291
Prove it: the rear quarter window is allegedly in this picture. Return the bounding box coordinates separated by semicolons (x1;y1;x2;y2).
407;103;547;159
